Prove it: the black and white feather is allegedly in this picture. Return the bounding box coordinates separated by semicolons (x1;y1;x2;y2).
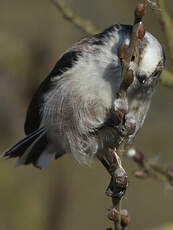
1;24;165;168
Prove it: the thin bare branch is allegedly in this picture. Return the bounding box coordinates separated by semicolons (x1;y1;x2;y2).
119;2;146;99
51;0;99;35
127;148;173;187
159;0;173;61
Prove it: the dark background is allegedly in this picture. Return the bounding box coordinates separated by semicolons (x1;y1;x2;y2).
0;0;173;229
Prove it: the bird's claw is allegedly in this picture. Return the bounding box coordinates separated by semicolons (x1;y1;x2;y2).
105;176;128;199
117;113;136;137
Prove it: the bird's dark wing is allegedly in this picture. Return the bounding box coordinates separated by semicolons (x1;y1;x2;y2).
24;49;82;135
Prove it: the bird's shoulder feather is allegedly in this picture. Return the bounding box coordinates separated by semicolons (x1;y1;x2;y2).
24;49;82;135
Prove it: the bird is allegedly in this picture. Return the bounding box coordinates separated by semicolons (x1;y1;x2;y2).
1;24;165;170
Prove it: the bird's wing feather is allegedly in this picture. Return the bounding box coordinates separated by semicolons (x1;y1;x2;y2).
24;49;82;135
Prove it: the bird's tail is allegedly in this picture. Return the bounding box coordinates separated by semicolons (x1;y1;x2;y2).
1;127;55;169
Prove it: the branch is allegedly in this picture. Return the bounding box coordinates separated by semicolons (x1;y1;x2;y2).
159;0;173;61
127;148;173;187
118;2;146;99
51;0;99;35
158;0;173;89
106;2;147;230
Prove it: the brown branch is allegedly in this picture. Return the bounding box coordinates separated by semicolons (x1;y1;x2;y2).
119;2;146;98
105;148;128;230
107;2;147;230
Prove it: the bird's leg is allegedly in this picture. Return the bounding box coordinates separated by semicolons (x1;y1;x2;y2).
105;148;127;201
99;155;127;204
99;98;133;203
113;98;136;138
99;157;112;176
105;149;128;230
99;102;130;199
119;113;136;138
98;148;127;200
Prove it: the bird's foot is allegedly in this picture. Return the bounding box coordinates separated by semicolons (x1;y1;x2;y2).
118;113;136;137
106;176;127;199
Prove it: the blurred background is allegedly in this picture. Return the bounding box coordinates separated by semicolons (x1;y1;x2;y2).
0;0;173;229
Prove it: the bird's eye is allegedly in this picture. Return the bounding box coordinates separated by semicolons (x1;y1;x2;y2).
137;74;147;84
131;53;136;62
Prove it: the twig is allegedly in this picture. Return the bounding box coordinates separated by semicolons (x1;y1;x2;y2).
159;0;173;61
127;148;173;187
106;2;147;230
51;0;99;35
157;0;173;89
119;2;146;98
103;3;151;226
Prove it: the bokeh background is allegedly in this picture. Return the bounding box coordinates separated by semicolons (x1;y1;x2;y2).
0;0;173;229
